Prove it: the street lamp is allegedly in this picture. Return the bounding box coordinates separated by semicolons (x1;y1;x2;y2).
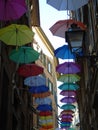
65;23;85;56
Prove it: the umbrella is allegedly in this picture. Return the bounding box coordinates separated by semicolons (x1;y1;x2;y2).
50;19;86;38
0;0;27;21
9;46;39;64
58;83;79;90
32;91;51;98
60;110;74;115
24;75;46;86
47;0;89;11
58;74;80;83
56;62;81;74
39;116;53;120
41;125;53;129
37;104;52;111
54;45;75;59
60;97;77;103
29;85;49;93
39;111;52;116
60;104;76;110
60;118;73;122
17;63;44;77
35;97;52;105
60;114;73;118
60;90;76;97
0;24;34;46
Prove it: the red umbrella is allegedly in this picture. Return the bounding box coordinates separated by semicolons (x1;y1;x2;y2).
60;110;74;115
39;111;52;116
50;19;86;38
60;90;76;97
0;0;27;21
17;64;44;77
61;118;73;122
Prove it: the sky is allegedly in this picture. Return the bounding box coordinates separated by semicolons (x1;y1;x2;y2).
39;0;68;49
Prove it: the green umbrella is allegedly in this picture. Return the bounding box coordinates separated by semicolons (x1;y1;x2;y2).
58;74;80;83
9;46;39;64
0;24;34;46
60;104;76;110
58;83;79;90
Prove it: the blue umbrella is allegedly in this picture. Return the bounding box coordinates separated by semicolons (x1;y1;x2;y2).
58;83;79;90
60;104;76;110
29;85;49;93
54;45;75;59
35;97;52;105
37;104;52;111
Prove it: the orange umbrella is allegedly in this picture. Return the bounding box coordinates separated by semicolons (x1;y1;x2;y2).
32;91;51;98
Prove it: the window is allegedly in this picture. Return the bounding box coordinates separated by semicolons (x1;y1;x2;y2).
47;60;52;74
48;79;53;94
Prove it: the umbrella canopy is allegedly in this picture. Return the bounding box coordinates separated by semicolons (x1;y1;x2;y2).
9;46;39;64
60;97;77;103
56;62;81;74
17;63;44;77
54;45;75;59
60;110;74;115
0;24;34;46
29;85;49;93
32;91;51;98
58;74;80;83
58;83;79;90
39;111;52;116
24;75;46;86
37;104;52;111
47;0;89;11
35;97;52;105
60;118;73;122
60;114;73;119
39;115;53;120
60;90;76;97
41;125;53;129
50;19;86;38
0;0;27;21
61;104;76;110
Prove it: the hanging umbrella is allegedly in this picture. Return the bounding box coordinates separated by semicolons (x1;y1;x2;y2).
29;85;49;93
60;110;74;115
58;83;79;90
24;75;46;86
0;0;27;21
37;104;52;111
17;63;44;77
60;90;76;97
60;118;73;122
39;111;52;116
56;62;81;74
39;115;53;120
60;97;77;103
32;91;51;98
50;19;86;38
54;45;75;59
60;114;73;119
58;74;80;83
35;97;52;105
60;104;76;110
9;46;39;64
0;24;34;46
47;0;89;11
41;125;53;129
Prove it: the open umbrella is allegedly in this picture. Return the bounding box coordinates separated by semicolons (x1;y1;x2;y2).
60;104;76;110
32;91;51;98
54;45;75;59
60;110;74;115
60;114;73;119
60;90;76;97
24;75;46;86
9;46;39;64
17;63;44;77
0;0;27;21
37;104;52;111
58;83;79;90
39;111;52;116
29;85;49;93
56;62;81;74
35;97;52;105
61;118;72;122
39;115;53;120
50;19;86;38
60;97;77;103
58;74;80;83
47;0;89;11
0;24;34;46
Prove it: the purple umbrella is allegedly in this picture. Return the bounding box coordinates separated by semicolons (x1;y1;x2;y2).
60;114;73;119
56;62;81;74
0;0;27;21
60;90;76;97
60;97;77;103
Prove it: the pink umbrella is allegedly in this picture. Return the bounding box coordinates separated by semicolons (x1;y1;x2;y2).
0;0;27;21
56;62;81;74
60;90;76;97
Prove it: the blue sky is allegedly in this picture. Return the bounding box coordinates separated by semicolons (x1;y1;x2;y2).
39;0;68;49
